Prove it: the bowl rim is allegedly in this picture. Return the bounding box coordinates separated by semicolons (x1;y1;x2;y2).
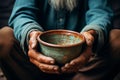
37;29;85;48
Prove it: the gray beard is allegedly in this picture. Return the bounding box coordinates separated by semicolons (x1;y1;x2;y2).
48;0;77;11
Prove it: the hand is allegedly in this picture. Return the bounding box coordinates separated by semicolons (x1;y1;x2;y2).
28;31;60;74
61;30;96;73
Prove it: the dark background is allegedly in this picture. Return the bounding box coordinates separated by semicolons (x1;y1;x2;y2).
0;0;14;28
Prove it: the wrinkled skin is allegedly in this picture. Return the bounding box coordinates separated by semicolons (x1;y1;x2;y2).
28;31;60;74
61;30;96;73
28;30;97;74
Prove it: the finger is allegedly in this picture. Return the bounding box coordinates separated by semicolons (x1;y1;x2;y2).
61;63;81;73
69;47;92;66
40;64;60;74
28;49;55;64
29;34;38;49
61;47;93;73
61;63;70;70
30;58;60;74
70;55;86;66
29;38;37;49
61;51;89;72
61;63;71;72
81;32;94;46
29;31;41;49
61;63;77;71
63;63;78;69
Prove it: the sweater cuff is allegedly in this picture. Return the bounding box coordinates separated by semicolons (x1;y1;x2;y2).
81;24;104;53
21;23;44;54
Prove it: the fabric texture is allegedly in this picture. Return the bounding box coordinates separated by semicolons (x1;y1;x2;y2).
8;0;113;54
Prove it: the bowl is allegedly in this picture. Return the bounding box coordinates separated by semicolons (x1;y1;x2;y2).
37;29;85;65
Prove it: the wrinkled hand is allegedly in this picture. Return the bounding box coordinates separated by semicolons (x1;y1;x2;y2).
28;31;60;74
61;30;96;73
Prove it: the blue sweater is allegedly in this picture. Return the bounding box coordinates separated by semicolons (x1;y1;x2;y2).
9;0;113;54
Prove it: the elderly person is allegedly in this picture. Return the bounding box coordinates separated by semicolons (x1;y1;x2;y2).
0;0;119;80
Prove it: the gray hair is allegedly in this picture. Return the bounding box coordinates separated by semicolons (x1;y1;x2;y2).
49;0;77;11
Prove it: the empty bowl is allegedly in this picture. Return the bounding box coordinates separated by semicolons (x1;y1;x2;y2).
37;29;85;65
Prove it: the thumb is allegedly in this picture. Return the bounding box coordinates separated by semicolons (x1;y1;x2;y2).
29;31;41;49
31;37;37;49
29;34;38;49
81;32;94;47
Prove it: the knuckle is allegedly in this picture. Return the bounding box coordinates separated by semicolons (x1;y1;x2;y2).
38;64;42;68
38;63;43;69
28;50;32;57
44;59;51;63
37;56;42;61
47;66;52;70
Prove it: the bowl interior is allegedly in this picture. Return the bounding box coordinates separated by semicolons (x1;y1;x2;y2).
39;30;84;46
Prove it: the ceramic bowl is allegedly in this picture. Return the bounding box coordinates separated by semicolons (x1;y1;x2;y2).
37;30;85;65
